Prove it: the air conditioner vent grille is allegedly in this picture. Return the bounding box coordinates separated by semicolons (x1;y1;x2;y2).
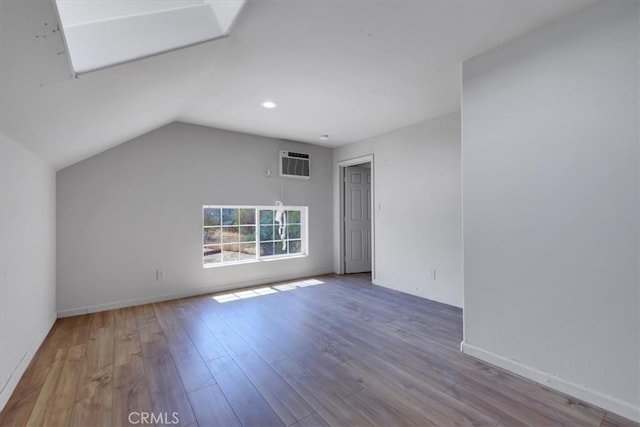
280;150;310;179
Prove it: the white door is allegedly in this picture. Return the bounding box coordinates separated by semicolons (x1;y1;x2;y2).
344;165;371;273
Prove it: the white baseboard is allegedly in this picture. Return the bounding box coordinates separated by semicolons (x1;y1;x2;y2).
460;341;640;423
57;269;333;318
371;278;463;309
0;312;57;412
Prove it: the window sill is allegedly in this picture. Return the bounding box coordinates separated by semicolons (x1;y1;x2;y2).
203;254;308;269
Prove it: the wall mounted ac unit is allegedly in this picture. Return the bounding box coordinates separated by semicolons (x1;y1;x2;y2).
280;150;310;179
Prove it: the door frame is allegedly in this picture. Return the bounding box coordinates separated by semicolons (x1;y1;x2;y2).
338;154;375;280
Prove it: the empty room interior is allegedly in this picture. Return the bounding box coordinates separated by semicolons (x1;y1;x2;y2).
1;0;639;425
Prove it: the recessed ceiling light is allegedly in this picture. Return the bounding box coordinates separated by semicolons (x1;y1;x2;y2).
261;101;277;109
320;134;330;140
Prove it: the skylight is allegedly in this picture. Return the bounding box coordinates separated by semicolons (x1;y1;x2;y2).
53;0;245;75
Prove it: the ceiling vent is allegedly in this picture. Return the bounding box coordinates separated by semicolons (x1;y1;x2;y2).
280;150;310;180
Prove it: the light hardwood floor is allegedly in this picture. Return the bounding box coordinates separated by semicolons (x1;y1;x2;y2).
0;274;637;426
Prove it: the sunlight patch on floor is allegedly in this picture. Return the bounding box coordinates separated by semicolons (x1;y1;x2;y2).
212;279;324;303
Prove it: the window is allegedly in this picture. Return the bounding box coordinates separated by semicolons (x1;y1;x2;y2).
203;205;308;267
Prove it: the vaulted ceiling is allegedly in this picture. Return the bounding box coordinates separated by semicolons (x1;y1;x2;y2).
0;0;597;170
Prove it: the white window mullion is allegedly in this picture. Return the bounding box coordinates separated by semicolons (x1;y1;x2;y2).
203;205;307;267
255;208;260;261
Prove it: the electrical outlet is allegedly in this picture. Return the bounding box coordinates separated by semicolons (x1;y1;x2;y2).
156;269;165;280
429;269;436;280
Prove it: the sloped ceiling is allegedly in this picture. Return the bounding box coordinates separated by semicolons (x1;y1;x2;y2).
0;0;598;170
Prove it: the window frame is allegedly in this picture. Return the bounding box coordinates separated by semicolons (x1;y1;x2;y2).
202;205;308;268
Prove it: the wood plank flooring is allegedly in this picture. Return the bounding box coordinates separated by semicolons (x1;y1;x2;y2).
1;274;637;426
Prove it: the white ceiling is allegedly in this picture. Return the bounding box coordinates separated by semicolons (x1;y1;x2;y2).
0;0;598;170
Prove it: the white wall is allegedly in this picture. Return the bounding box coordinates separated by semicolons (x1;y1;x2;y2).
56;122;333;315
0;133;57;411
462;0;639;421
334;113;463;307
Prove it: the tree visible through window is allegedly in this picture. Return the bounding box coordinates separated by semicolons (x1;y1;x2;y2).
203;205;307;266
